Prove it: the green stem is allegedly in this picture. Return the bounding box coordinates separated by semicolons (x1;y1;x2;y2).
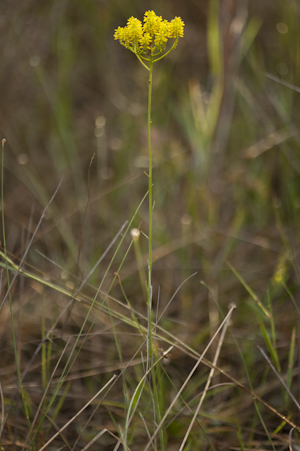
147;54;165;451
147;54;153;331
136;53;150;71
153;39;178;62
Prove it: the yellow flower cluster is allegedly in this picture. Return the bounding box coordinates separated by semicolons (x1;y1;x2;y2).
114;10;184;56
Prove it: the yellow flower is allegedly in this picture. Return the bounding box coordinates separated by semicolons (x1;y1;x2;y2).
114;10;184;58
154;20;171;51
126;17;143;41
143;10;163;36
114;26;125;42
139;32;153;51
169;17;185;39
114;16;143;49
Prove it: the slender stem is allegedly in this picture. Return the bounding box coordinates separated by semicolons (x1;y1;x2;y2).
136;53;150;71
147;55;153;315
147;54;164;451
153;39;178;62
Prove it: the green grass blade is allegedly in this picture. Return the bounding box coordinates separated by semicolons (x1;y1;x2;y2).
226;260;271;318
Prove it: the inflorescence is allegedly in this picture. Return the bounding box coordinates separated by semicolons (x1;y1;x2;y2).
114;10;184;59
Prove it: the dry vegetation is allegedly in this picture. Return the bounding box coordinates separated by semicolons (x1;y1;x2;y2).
1;0;300;449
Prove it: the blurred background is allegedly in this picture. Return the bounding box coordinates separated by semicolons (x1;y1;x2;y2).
2;0;300;316
1;0;300;448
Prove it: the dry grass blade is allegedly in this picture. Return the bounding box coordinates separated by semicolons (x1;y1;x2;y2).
288;427;294;451
243;128;298;159
37;374;118;451
157;271;198;323
165;383;234;429
76;152;95;274
21;339;71;451
258;346;300;412
139;413;153;447
19;220;128;384
266;73;300;93
80;429;107;451
112;439;122;451
179;304;234;450
226;260;271;318
123;345;174;448
201;361;300;433
0;178;63;312
71;338;148;451
143;304;236;451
